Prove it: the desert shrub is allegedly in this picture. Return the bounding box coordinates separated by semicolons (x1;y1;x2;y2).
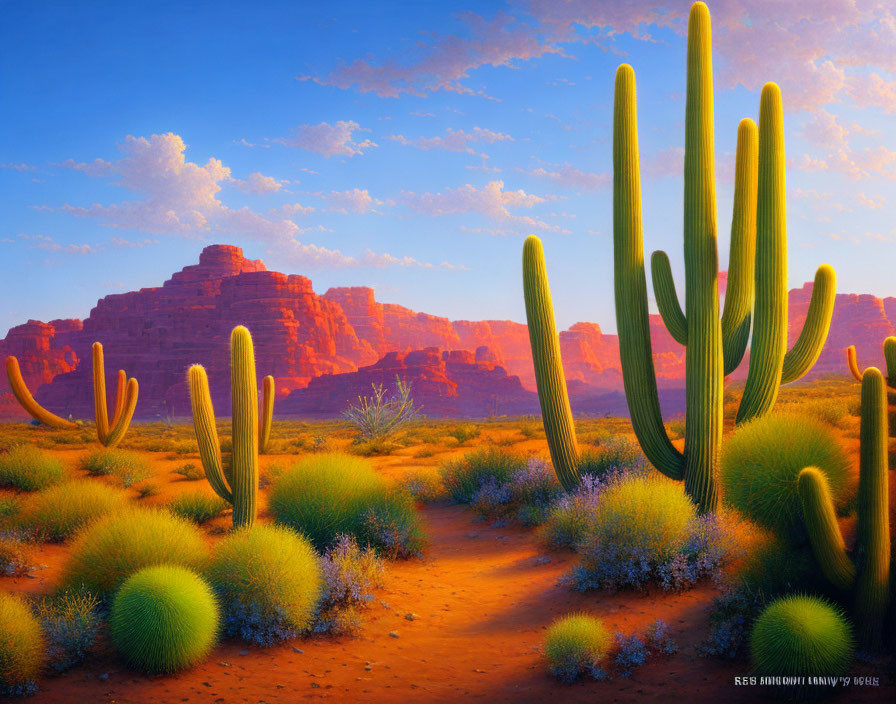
135;481;160;499
544;613;612;682
110;565;219;673
35;590;101;672
577;436;646;478
0;531;31;577
81;448;151;488
614;633;648;676
168;491;228;524
801;399;850;429
750;595;854;679
207;524;321;646
644;619;678;655
570;475;731;592
62;507;209;598
402;469;447;503
269;453;425;557
20;480;129;541
173;462;204;481
539;474;608;550
735;532;820;595
720;413;851;543
440;447;526;503
343;377;419;443
315;535;385;634
0;445;66;491
0;497;19;526
470;457;562;525
350;437;401;456
448;423;481;445
0;592;43;695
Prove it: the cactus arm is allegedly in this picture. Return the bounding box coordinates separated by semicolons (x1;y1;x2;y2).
846;346;863;382
188;364;232;504
883;337;896;387
780;264;836;384
798;467;856;591
258;375;274;455
110;369;127;429
5;355;78;429
523;236;581;491
92;343;110;444
613;63;685;482
650;251;688;345
230;326;259;528
680;1;722;512
736;84;788;425
103;378;138;449
854;367;890;650
721;118;758;375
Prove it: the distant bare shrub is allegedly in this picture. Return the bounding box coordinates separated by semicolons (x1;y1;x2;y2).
343;376;420;443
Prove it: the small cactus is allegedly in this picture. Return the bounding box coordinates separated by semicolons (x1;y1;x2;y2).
847;337;896;388
188;326;259;528
258;375;274;455
5;355;78;429
799;366;890;650
92;342;138;447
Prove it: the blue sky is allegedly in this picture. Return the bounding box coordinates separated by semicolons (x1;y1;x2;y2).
2;0;895;336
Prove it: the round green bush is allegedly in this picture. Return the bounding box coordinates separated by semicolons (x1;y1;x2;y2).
62;507;209;598
750;595;854;677
80;448;151;488
544;613;612;682
721;413;851;542
587;474;696;561
0;592;44;692
110;565;219;673
167;490;228;524
0;445;66;491
207;524;321;644
269;453;424;555
439;447;526;503
20;480;129;540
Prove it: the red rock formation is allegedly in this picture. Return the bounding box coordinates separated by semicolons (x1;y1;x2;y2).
3;242;894;422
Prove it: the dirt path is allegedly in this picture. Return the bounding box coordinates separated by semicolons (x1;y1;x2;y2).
12;503;892;704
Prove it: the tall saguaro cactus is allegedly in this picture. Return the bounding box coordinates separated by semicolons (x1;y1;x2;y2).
188;325;259;528
799;366;890;650
5;356;78;429
92;342;139;447
523;2;836;512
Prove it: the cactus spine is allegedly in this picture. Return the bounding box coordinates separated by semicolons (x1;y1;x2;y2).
258;375;274;455
92;342;138;447
188;325;259;528
524;2;836;511
847;336;896;387
798;366;890;650
5;355;78;429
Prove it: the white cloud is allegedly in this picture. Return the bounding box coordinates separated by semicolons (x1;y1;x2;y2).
325;189;381;214
56;132;457;270
389;127;512;156
229;171;283;194
525;162;609;191
276;120;376;157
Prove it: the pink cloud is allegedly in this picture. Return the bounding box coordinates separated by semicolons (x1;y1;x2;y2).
525;162;609;191
276;120;376;157
389;127;512;156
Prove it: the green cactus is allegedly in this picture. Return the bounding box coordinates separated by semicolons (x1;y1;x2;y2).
188;325;259;528
523;2;836;511
259;375;274;455
92;342;139;448
798;366;890;650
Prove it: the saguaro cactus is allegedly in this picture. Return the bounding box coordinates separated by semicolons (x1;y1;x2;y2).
92;342;139;447
188;325;259;528
799;366;890;650
258;375;274;455
5;356;78;429
523;2;836;512
847;337;896;388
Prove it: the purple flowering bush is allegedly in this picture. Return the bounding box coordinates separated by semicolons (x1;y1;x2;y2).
469;457;562;525
314;535;385;635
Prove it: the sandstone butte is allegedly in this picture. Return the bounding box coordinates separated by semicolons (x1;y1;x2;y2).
0;244;892;421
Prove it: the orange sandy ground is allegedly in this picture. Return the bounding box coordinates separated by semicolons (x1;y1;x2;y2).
1;419;894;704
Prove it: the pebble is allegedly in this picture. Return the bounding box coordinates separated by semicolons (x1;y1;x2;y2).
99;673;109;681
239;649;249;656
293;647;303;654
405;613;418;621
389;631;400;638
